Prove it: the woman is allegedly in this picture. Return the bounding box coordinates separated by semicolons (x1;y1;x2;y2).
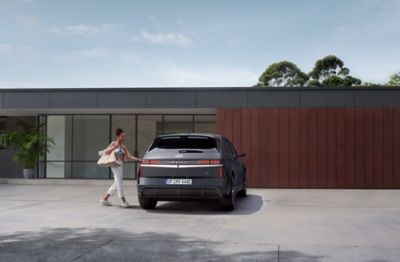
100;127;142;208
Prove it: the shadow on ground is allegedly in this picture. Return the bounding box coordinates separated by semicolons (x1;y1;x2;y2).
0;227;323;262
147;194;264;215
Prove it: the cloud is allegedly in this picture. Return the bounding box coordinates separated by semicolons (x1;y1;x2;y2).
0;43;13;57
52;46;111;60
132;31;193;47
156;64;258;87
49;23;117;36
14;14;40;28
71;46;110;58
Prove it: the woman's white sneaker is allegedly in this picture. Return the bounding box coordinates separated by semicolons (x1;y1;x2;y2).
121;202;131;208
100;199;112;206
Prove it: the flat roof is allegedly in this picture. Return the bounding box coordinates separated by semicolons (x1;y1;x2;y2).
1;87;400;115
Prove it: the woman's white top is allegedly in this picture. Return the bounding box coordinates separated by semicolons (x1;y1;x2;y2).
114;147;125;162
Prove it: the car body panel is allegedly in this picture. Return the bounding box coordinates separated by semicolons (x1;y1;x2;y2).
137;133;246;204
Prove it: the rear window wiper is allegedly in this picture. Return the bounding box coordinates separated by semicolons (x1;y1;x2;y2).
179;149;204;153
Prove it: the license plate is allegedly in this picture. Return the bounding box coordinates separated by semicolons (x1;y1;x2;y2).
166;179;192;185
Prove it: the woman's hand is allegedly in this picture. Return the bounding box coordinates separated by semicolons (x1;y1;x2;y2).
130;156;142;163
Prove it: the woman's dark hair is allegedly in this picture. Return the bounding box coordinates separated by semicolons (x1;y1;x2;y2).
115;127;124;137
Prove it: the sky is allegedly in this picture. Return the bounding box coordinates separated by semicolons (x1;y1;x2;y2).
0;0;399;88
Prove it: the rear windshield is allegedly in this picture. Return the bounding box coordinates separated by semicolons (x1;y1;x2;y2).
149;136;218;151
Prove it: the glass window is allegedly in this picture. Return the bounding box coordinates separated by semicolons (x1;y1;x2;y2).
41;113;217;180
150;135;218;150
46;116;73;178
163;115;193;135
194;115;216;133
72;162;108;179
72;115;110;178
72;115;109;161
222;138;235;159
47;116;72;161
0;117;7;131
137;115;162;158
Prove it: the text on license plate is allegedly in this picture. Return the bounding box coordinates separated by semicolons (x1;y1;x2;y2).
166;179;192;185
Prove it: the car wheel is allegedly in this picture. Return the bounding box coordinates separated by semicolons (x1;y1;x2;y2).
220;186;236;211
138;196;157;209
237;178;247;198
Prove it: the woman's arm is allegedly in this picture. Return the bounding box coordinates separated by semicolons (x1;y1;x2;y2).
104;141;118;155
123;146;142;162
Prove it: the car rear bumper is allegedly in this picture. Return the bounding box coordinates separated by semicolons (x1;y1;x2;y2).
137;177;225;201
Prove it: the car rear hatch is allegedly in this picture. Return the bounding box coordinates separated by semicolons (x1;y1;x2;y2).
139;135;223;179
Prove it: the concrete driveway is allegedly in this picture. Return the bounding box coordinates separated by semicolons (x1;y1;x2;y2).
0;182;400;261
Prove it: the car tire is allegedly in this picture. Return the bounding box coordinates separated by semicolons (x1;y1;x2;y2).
220;186;236;211
237;178;247;198
138;196;157;209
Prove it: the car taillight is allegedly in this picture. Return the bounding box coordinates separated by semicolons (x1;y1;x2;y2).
197;160;221;165
142;159;160;165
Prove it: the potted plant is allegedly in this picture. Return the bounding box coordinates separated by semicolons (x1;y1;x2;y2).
0;121;54;179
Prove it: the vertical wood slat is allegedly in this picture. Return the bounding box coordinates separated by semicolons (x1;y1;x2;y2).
308;109;318;188
317;109;328;188
249;109;260;187
259;109;269;187
345;108;355;188
394;109;400;188
231;109;242;155
267;109;279;187
383;108;394;188
217;107;399;189
298;109;309;188
336;109;347;188
364;108;375;188
278;109;290;187
241;109;251;187
354;108;365;188
223;109;233;142
326;109;336;188
374;108;384;188
288;110;300;188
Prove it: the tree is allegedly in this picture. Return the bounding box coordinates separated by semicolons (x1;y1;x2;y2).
387;72;400;86
362;82;382;87
256;61;309;87
308;55;361;87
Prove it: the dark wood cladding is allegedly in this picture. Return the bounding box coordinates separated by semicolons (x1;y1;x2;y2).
217;108;400;189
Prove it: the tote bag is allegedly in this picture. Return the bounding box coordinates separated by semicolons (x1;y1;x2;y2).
97;151;122;167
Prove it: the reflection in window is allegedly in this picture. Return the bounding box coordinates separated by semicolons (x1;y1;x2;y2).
137;115;162;158
194;115;216;133
162;115;194;135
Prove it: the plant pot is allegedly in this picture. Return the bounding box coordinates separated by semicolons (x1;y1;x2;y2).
23;169;35;179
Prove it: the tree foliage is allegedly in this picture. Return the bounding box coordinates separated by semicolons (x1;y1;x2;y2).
308;55;361;87
0;122;54;169
387;72;400;86
256;55;363;88
256;61;309;87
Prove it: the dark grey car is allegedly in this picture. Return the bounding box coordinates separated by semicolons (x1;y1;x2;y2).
137;133;247;211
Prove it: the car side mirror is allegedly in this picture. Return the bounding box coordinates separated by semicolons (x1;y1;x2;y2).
237;153;246;158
